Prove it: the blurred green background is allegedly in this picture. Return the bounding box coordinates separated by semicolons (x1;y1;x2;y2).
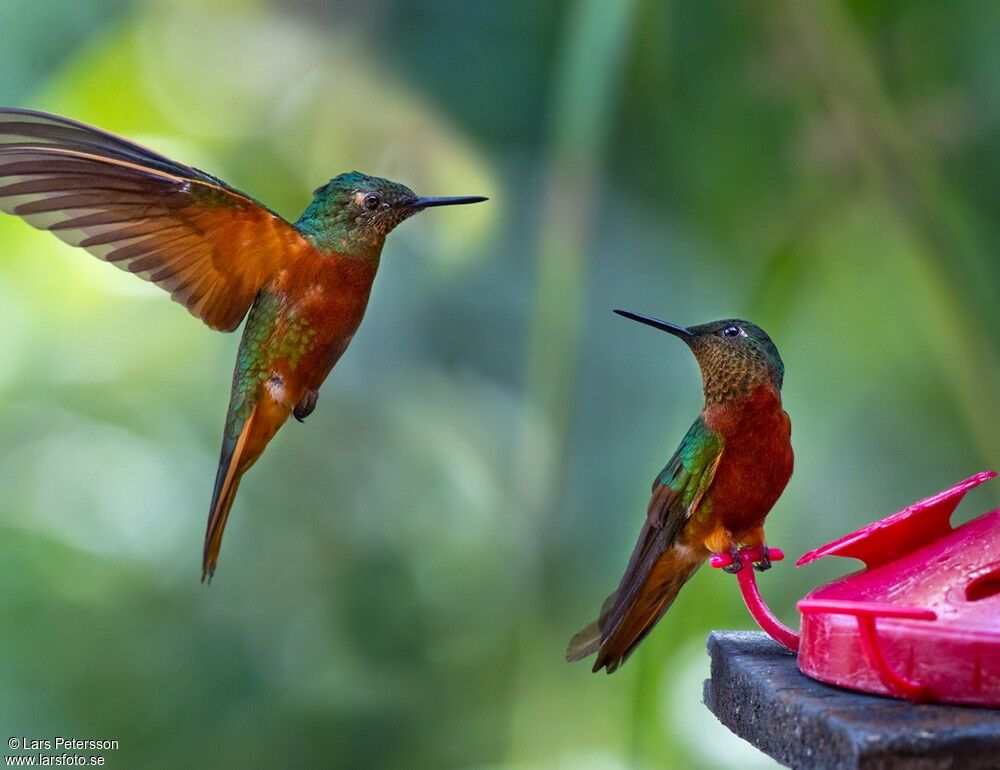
1;1;997;768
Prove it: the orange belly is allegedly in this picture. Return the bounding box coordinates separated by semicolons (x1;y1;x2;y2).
686;386;793;551
264;250;379;409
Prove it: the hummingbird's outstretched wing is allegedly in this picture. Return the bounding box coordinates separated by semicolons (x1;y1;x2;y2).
0;109;309;331
567;417;723;672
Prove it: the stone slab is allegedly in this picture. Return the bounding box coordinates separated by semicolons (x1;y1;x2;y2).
703;631;1000;769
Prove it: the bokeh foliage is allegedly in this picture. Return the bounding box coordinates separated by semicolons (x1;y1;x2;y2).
0;1;997;768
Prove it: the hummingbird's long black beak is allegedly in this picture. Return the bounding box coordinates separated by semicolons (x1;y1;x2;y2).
614;309;693;340
410;195;488;209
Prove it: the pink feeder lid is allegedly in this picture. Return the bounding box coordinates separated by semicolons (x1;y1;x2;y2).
795;471;1000;705
796;470;996;570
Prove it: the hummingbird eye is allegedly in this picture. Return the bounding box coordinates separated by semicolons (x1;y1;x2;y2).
721;325;746;339
361;193;382;211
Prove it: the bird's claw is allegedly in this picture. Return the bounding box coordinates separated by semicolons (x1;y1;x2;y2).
709;548;742;572
720;547;743;574
710;545;785;573
753;546;773;572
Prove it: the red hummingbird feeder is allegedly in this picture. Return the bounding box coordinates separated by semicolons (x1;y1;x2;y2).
712;470;1000;705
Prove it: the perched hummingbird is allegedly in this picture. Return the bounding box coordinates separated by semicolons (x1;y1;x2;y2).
567;311;793;673
0;108;486;580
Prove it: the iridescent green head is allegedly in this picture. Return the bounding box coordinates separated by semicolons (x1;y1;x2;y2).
614;310;785;404
295;171;486;257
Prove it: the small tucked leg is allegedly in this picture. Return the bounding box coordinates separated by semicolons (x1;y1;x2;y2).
293;390;318;422
741;527;771;571
704;527;742;573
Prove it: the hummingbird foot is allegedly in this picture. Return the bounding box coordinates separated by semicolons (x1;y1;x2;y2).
710;547;744;574
752;545;772;572
293;390;318;422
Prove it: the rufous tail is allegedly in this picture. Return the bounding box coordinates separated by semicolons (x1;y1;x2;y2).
202;405;261;582
566;542;706;673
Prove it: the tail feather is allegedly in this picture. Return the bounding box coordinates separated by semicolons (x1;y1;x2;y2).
202;404;259;582
565;620;602;663
567;543;706;673
565;591;617;662
591;578;684;673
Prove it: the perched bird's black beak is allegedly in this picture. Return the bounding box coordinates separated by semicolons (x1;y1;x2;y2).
614;309;693;340
409;195;488;210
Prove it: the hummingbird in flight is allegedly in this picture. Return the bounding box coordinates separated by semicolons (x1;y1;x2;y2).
567;310;793;673
0;108;487;580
